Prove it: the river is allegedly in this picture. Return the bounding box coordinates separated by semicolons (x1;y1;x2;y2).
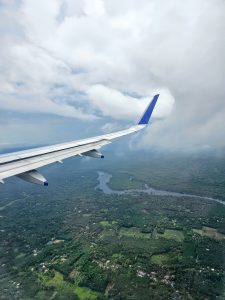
95;171;225;206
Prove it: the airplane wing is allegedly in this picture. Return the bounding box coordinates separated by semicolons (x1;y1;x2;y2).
0;94;159;185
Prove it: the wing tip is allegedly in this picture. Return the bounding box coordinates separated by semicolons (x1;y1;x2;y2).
138;94;159;125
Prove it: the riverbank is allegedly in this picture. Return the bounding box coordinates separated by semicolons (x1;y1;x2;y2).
96;171;225;206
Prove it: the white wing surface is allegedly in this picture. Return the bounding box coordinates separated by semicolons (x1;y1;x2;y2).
0;94;159;185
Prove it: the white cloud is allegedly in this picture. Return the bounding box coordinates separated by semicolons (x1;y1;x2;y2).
83;0;105;17
0;0;224;150
101;122;121;133
87;84;174;121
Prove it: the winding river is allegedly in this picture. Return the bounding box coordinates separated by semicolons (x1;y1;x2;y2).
95;171;225;206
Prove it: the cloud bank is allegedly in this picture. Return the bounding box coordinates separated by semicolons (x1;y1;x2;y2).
0;0;224;151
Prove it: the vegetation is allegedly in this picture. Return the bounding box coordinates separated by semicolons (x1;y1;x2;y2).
1;153;225;299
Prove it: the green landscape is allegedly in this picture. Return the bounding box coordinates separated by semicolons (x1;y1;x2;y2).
1;152;225;299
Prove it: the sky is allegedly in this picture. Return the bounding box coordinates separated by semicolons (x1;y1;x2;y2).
0;0;224;152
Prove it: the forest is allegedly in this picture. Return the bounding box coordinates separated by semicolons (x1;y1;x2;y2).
1;152;225;299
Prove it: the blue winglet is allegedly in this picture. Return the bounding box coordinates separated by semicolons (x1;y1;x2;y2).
138;94;159;125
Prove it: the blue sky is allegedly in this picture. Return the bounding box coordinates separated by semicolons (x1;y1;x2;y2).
0;0;224;152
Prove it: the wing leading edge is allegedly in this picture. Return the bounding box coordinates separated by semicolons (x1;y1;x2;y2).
0;94;159;185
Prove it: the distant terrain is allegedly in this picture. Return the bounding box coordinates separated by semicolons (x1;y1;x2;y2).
1;152;225;299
